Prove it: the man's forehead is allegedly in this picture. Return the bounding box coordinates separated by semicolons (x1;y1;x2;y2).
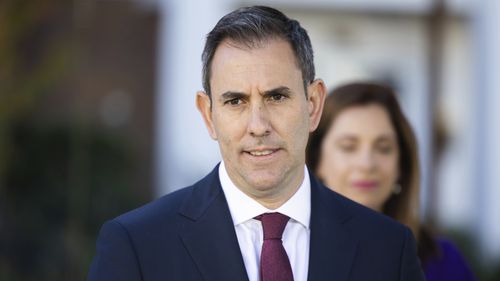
209;40;302;92
220;37;269;51
211;38;299;71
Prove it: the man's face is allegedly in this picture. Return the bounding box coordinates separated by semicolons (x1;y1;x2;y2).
197;38;325;208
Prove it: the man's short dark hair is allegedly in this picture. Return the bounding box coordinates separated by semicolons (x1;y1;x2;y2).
201;6;315;97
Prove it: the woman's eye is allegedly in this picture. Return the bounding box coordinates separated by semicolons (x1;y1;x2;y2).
338;144;355;152
377;145;393;154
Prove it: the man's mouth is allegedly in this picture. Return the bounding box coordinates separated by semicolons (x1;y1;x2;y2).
248;150;275;156
244;147;280;157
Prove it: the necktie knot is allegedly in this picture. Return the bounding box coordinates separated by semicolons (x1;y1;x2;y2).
256;212;290;240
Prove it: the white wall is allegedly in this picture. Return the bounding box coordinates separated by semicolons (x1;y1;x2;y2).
472;0;500;262
155;0;232;195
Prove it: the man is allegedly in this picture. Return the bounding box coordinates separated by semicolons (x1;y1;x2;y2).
87;6;425;281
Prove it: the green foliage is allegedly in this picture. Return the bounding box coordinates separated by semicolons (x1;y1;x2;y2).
0;1;149;280
0;121;147;281
0;0;73;183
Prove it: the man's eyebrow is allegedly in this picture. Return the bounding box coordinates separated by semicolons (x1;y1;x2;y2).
263;86;292;96
219;87;292;101
220;91;247;101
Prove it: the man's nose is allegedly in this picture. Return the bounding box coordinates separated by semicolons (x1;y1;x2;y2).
247;103;271;137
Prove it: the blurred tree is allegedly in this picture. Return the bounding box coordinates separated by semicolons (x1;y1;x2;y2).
0;0;72;183
0;0;155;280
1;122;142;280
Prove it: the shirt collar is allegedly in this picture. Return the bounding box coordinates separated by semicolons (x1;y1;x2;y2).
219;161;311;229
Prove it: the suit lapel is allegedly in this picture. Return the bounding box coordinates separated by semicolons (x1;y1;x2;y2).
178;165;249;281
177;166;358;281
307;175;358;281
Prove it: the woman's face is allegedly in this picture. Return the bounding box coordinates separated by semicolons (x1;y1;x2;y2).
317;104;400;211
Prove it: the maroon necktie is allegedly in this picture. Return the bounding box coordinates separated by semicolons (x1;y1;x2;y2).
256;212;294;281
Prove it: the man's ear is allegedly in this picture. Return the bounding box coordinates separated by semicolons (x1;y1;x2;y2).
196;91;218;140
307;79;327;132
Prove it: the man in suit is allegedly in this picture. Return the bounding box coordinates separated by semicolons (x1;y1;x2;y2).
87;6;425;281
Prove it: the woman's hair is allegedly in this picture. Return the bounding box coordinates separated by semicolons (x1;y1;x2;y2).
306;82;420;236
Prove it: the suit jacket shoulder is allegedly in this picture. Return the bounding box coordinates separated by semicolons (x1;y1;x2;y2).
87;165;249;281
88;165;425;281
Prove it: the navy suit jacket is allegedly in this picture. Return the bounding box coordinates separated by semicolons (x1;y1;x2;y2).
88;165;425;281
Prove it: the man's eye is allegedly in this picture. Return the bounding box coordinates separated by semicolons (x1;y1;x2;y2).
270;94;285;101
225;98;242;105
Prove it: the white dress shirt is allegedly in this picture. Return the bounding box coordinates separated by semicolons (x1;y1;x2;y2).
219;161;311;281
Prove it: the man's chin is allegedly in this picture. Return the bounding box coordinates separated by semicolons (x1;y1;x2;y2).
247;176;280;190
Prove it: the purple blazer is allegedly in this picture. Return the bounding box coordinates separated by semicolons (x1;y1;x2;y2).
424;238;477;281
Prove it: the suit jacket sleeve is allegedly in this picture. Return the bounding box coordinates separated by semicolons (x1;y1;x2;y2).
87;220;142;281
401;227;426;281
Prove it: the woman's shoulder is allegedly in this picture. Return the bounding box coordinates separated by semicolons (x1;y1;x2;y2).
436;237;466;257
424;237;477;281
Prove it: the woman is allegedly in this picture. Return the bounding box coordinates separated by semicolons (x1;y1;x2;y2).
307;82;476;281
